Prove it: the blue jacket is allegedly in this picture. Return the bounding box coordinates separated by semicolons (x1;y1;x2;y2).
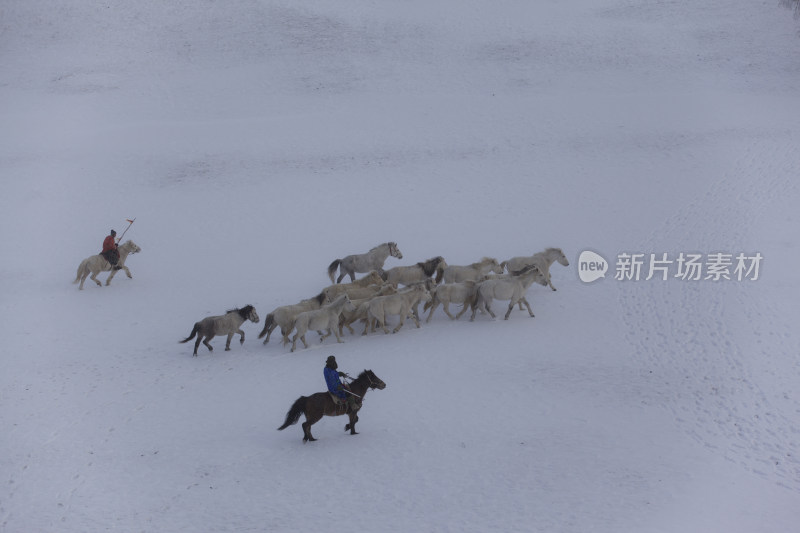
324;366;346;399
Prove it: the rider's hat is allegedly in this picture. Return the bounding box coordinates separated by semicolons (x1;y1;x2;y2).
326;355;336;364
110;229;116;235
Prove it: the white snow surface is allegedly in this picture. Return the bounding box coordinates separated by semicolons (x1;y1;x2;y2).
2;1;800;531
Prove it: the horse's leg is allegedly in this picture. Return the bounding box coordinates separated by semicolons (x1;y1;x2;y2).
345;412;359;435
336;266;352;284
344;413;360;432
238;328;245;345
504;302;515;320
123;265;133;279
303;411;323;442
202;335;214;352
379;312;391;334
410;306;422;328
90;269;102;287
443;301;457;320
331;324;345;344
291;331;308;352
484;299;497;319
224;333;234;351
426;300;439;322
193;336;202;356
455;301;469;320
521;297;535;317
320;328;332;342
392;311;407;334
470;294;481;321
408;301;419;323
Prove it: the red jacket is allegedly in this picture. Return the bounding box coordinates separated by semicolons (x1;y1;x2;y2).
102;235;117;254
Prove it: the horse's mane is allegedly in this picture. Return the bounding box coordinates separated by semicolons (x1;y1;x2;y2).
510;264;538;276
355;369;374;382
471;257;496;268
229;305;254;317
417;256;445;276
370;242;390;253
312;291;326;305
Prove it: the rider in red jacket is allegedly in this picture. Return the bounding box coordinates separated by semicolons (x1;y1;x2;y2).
101;230;119;265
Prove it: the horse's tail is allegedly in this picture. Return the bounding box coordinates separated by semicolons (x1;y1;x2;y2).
472;286;484;311
179;323;199;343
281;319;296;346
73;259;88;283
258;313;274;340
327;259;341;283
277;396;307;430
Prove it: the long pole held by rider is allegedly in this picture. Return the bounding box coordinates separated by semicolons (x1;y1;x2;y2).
116;218;136;243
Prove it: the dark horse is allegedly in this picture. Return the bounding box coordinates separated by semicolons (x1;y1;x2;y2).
277;370;386;442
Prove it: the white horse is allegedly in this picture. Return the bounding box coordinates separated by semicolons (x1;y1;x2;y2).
180;305;260;356
338;283;399;336
328;242;403;283
425;280;479;322
258;292;327;344
441;257;504;283
470;265;542;321
365;284;432;334
285;294;356;352
73;240;142;290
382;256;447;286
321;270;384;301
501;247;569;291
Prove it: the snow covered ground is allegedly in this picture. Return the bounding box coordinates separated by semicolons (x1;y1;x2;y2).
2;1;799;531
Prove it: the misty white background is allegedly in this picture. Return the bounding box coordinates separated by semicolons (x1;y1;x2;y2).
2;1;799;531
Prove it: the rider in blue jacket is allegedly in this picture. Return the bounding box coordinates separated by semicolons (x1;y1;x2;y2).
324;355;359;412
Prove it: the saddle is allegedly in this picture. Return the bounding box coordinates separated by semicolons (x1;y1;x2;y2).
329;392;361;413
101;249;120;266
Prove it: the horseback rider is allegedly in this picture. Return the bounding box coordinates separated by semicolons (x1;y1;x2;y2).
101;229;120;266
324;355;359;413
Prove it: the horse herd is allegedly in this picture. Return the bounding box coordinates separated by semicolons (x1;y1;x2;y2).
73;240;569;356
73;240;568;441
179;242;569;356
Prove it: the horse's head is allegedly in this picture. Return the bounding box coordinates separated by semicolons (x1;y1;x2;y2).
122;240;141;254
550;248;569;267
362;270;383;286
388;242;403;259
237;305;260;323
522;264;549;286
363;369;386;390
488;258;505;274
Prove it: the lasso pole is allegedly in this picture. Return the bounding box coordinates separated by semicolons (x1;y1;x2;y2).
117;218;136;242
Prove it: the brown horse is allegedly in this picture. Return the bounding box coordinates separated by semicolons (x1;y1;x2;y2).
277;370;386;442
